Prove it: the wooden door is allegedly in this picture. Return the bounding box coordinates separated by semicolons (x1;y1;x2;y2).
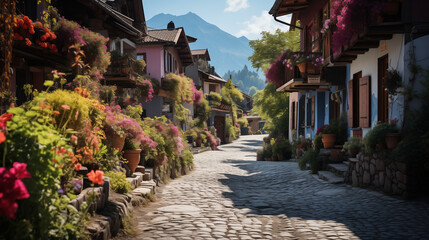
214;116;226;144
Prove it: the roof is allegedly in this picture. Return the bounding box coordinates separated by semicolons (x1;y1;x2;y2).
88;0;142;37
139;28;194;66
191;49;211;61
141;29;181;44
269;0;310;17
198;70;227;84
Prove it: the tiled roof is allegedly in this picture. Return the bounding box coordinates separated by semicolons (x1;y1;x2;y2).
192;49;210;61
140;29;181;44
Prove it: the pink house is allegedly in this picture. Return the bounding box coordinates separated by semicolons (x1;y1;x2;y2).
137;22;195;118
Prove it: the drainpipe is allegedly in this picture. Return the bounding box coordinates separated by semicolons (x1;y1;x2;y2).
274;7;303;30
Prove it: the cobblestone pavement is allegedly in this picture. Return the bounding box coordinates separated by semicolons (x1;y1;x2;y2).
124;135;429;240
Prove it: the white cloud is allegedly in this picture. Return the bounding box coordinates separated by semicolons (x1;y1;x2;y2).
225;0;249;12
237;11;291;40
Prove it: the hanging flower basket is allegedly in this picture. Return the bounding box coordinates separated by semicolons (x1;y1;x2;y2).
297;62;320;76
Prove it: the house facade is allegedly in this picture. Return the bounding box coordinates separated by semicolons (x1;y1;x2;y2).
8;0;146;108
137;22;195;119
270;0;429;141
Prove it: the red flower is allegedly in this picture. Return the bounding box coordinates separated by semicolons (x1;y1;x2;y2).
74;163;82;171
87;170;104;185
0;132;5;144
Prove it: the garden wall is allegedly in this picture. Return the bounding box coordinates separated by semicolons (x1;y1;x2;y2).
345;154;408;198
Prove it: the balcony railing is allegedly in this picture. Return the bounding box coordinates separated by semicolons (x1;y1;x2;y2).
105;55;144;86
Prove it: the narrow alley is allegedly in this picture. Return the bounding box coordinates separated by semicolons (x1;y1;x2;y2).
123;135;429;240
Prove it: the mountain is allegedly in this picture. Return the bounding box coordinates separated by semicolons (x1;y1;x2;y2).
223;65;266;94
147;12;255;76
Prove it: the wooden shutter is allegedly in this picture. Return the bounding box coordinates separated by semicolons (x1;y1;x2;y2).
348;80;353;128
359;76;371;128
311;97;315;127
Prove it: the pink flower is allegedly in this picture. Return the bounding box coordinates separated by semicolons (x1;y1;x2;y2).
61;105;70;110
0;163;31;219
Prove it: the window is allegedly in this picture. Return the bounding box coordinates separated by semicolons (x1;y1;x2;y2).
164;50;174;73
137;53;147;74
348;71;362;128
209;84;216;93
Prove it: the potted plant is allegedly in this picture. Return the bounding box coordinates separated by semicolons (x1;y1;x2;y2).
294;54;323;76
272;137;292;161
343;137;364;157
385;68;402;96
104;106;127;151
385;118;401;149
321;125;336;149
123;138;142;173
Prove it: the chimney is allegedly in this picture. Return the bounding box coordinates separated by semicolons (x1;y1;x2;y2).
167;21;175;30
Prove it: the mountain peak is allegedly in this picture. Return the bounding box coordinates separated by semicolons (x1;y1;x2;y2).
147;12;255;76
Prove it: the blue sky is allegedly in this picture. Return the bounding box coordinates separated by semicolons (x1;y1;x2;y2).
142;0;291;40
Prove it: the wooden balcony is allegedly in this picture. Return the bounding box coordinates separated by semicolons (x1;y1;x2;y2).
332;2;404;65
104;56;144;87
278;51;329;92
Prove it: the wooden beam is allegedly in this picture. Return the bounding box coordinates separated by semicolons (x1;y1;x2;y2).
363;34;393;41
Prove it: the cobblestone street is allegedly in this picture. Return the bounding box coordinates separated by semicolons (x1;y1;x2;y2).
125;135;429;240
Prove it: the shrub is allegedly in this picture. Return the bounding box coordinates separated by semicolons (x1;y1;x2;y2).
298;157;307;170
314;134;323;151
104;171;132;194
209;92;222;105
343;137;364;154
237;117;248;127
272;137;292;159
302;149;319;173
364;122;397;153
1;105;88;239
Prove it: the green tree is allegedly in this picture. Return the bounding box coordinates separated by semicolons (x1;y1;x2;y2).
248;29;300;72
248;86;258;97
251;83;289;137
223;65;265;93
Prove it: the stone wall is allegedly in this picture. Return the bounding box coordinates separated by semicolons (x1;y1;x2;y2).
345;154;408;198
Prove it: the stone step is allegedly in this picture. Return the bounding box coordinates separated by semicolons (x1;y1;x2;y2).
343;161;349;166
318;171;344;184
126;172;144;188
139;180;156;194
327;163;348;178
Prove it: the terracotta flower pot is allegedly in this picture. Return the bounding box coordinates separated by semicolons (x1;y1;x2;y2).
322;134;336;149
297;62;320;76
385;133;401;149
123;149;142;173
106;132;126;152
